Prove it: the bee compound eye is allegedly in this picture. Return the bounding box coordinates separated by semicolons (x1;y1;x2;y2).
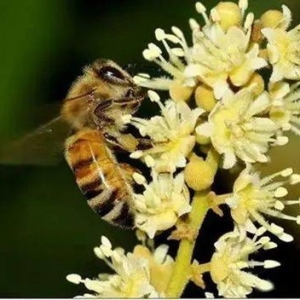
97;66;126;82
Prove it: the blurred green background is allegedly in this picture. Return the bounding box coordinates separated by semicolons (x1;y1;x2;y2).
0;0;300;298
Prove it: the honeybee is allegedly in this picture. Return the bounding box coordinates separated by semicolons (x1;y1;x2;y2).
0;59;148;228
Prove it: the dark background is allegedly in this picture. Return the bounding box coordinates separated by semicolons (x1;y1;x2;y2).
0;0;300;297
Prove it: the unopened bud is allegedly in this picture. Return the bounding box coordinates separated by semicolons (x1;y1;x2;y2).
260;10;283;28
184;154;215;191
196;133;211;145
246;73;265;97
169;80;194;102
214;2;242;31
195;84;216;112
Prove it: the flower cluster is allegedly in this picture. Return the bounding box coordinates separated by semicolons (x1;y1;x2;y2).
67;236;174;298
67;0;300;298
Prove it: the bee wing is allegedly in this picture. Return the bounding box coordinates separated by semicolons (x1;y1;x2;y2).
0;116;70;166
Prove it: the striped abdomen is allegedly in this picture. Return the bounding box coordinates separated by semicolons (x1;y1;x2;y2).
65;128;134;228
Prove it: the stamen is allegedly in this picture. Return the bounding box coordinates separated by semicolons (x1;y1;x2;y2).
66;274;82;284
274;200;285;210
94;247;105;259
281;168;293;177
148;90;161;102
155;28;165;41
189;18;200;31
195;2;210;24
210;8;220;22
244;12;254;30
274;187;288;198
239;0;248;14
133;172;146;185
275;136;289;145
263;241;277;250
264;260;281;269
145;155;156;167
130;151;143;159
101;236;112;249
290;174;300;184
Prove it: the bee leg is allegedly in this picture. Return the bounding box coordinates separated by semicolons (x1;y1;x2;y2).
135;137;153;151
94;96;142;116
94;99;113;114
103;132;139;152
112;96;142;112
103;132;153;152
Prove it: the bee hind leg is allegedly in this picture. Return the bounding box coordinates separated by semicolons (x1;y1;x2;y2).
104;132;152;152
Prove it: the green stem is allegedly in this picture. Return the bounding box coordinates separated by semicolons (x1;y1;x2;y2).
165;192;209;297
165;149;219;298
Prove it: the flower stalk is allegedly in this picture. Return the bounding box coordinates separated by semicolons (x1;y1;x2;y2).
166;191;210;297
166;150;219;298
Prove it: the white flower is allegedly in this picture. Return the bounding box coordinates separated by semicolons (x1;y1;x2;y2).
269;81;300;135
225;165;300;241
262;6;300;82
134;27;195;90
196;88;280;169
210;229;279;298
131;91;203;172
186;18;266;99
133;171;191;238
66;236;174;298
135;1;267;100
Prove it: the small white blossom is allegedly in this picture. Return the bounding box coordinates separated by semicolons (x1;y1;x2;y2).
131;91;203;172
225;165;300;241
133;171;191;238
210;229;279;298
196;88;279;169
262;6;300;82
187;21;266;99
269;81;300;135
67;237;175;298
134;27;195;90
135;1;266;99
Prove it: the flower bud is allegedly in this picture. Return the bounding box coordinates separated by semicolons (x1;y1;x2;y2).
195;84;216;112
184;154;214;191
260;10;283;28
169;80;194;102
246;73;265;96
214;2;242;31
196;132;210;145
